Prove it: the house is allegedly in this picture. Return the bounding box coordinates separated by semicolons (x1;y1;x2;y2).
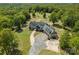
29;21;58;40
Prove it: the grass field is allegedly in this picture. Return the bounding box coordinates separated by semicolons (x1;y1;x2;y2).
15;27;32;54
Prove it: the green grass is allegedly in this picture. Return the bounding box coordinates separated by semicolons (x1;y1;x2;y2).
39;49;60;55
15;27;32;55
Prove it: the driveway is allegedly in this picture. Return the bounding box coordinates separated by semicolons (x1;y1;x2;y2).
29;30;60;55
29;32;48;55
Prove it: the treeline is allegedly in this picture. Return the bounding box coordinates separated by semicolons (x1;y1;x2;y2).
0;4;31;55
0;6;31;32
0;4;79;32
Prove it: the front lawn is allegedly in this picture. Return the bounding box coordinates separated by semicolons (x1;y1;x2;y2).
15;27;32;54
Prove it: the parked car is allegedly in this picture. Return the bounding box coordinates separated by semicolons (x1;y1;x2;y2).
29;21;58;40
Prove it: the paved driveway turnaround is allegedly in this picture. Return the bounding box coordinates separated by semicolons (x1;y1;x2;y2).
29;32;48;55
46;39;60;52
29;31;60;55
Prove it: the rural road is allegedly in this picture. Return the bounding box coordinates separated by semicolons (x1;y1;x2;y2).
29;30;60;55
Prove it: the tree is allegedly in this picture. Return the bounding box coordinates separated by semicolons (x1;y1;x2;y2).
34;5;40;12
32;11;35;17
54;8;60;13
0;26;2;32
49;12;58;24
47;7;54;13
62;15;75;28
43;13;46;18
56;10;64;19
16;20;21;32
69;37;79;54
61;10;76;29
0;16;12;29
22;11;31;20
29;7;32;13
17;14;26;27
73;20;79;32
14;15;22;32
0;29;21;55
1;21;9;28
60;31;71;50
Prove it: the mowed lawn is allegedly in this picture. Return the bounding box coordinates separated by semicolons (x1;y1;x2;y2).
15;27;32;55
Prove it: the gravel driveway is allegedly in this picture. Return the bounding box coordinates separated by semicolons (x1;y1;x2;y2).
29;31;60;55
29;32;48;55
